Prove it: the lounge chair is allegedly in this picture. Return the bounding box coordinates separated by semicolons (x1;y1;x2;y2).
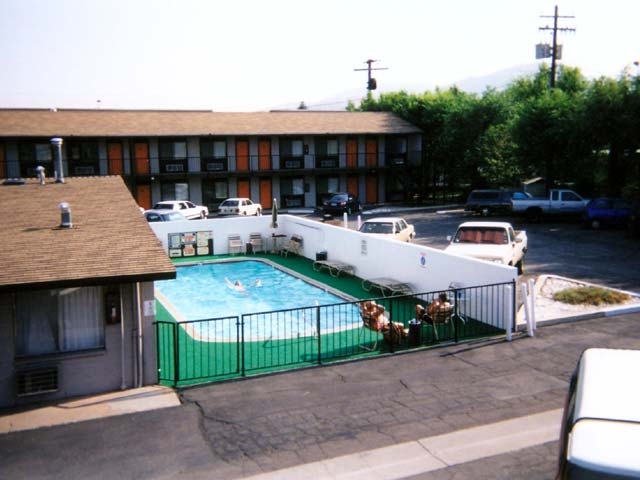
312;260;355;278
248;232;264;253
281;234;303;257
228;234;243;255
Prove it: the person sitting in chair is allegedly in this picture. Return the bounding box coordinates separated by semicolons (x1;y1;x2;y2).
418;293;452;325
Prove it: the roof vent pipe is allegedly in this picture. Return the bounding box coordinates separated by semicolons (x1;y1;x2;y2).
59;202;72;228
50;137;64;183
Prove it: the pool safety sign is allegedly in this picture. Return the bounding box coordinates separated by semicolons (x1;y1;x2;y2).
168;231;213;257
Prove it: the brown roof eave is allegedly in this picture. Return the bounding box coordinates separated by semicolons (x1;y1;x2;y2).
0;271;176;294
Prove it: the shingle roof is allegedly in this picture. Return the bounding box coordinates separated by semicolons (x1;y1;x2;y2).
0;108;422;137
0;176;175;292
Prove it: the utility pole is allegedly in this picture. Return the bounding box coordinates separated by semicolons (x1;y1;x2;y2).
538;5;575;88
354;59;388;91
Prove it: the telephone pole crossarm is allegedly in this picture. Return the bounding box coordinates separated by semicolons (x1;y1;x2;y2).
354;59;389;91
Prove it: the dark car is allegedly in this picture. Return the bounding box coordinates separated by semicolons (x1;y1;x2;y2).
464;189;532;216
322;193;361;216
583;197;632;229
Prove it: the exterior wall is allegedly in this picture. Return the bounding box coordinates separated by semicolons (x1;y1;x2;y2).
0;281;158;408
1;131;422;210
150;215;516;295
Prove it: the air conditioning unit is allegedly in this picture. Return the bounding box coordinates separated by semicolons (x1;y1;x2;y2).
15;364;59;396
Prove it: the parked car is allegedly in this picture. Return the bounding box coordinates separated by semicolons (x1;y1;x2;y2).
465;189;532;216
322;192;360;216
444;221;527;274
143;209;187;222
510;189;589;221
556;348;640;479
152;200;209;220
358;217;415;242
583;197;632;229
217;198;262;216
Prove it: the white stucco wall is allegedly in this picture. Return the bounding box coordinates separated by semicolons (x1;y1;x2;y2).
149;214;516;294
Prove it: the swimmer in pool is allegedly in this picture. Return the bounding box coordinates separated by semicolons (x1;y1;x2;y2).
254;279;262;287
225;277;246;292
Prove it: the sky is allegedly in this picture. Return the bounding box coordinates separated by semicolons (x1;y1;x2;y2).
1;0;638;112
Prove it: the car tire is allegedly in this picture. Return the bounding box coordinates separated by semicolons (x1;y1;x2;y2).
200;211;206;219
256;208;262;216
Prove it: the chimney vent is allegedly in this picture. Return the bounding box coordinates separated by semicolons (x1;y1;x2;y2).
58;202;72;228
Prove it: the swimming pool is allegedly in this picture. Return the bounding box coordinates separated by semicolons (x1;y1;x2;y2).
155;260;361;340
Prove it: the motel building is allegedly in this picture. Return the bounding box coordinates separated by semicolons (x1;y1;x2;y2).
0;108;424;212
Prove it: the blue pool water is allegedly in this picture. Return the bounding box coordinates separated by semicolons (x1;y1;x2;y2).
155;261;361;340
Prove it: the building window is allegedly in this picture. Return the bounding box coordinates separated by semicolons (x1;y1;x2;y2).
67;140;99;175
200;138;228;172
161;181;189;201
159;139;188;174
316;176;339;206
280;138;304;169
15;287;105;357
281;176;305;207
315;137;339;168
19;142;53;177
386;136;407;166
202;179;228;210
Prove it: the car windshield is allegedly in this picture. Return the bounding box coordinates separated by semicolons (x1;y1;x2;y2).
329;195;346;203
154;203;172;209
221;200;238;207
360;222;393;234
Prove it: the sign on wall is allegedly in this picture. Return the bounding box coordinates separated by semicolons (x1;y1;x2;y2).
168;231;214;257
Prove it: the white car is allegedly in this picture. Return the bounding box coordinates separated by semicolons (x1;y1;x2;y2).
218;198;262;216
358;217;416;242
152;200;209;220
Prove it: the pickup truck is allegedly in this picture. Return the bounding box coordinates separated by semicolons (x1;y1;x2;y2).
444;221;528;274
510;189;589;221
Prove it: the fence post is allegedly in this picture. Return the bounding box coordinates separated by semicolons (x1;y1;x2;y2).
505;284;513;341
316;305;322;364
173;322;179;386
240;315;246;377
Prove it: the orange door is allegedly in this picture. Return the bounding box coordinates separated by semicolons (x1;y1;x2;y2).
236;139;249;172
260;177;272;208
136;184;152;209
237;178;250;199
258;139;271;170
365;138;377;167
134;142;150;174
346;138;358;169
347;175;358;197
107;142;124;175
366;174;378;204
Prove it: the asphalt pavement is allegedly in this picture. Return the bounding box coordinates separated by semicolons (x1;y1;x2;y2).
3;310;640;479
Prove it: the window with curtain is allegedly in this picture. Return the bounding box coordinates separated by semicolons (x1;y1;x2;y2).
15;286;105;357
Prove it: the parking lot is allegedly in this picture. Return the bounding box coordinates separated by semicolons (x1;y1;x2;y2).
354;208;640;293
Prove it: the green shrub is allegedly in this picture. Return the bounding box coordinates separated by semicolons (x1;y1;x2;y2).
553;286;630;306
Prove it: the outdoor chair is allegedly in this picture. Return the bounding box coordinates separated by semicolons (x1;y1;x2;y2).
248;232;265;253
227;234;243;255
281;234;303;257
422;305;454;341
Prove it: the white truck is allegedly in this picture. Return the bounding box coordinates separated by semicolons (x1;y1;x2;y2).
444;221;528;274
510;189;589;221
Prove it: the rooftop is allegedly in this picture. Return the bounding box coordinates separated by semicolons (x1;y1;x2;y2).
0;109;422;137
0;176;175;292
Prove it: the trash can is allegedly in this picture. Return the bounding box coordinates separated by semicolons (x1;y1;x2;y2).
316;251;327;261
408;321;421;347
